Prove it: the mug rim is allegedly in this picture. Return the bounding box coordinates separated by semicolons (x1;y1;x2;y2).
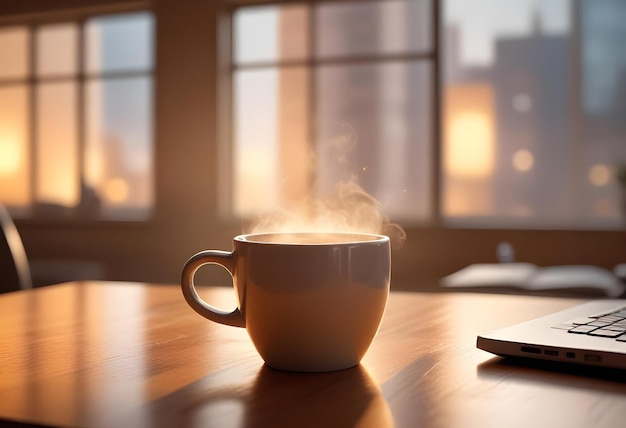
234;232;389;246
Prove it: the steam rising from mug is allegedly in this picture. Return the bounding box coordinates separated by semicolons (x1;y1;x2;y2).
247;181;406;247
246;124;407;247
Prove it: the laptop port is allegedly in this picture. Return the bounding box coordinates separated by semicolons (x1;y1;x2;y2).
544;349;559;356
521;346;541;354
566;352;575;359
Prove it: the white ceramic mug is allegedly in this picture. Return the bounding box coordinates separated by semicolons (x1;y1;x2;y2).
181;232;391;372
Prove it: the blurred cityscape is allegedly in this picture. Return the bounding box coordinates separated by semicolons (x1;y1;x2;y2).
444;0;626;227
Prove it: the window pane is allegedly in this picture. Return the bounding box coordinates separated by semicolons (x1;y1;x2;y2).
276;67;311;210
0;27;29;79
234;66;312;217
317;62;431;220
36;82;78;208
580;0;626;226
234;69;279;215
85;77;153;219
317;0;431;58
443;0;625;228
234;4;309;64
85;13;154;73
36;24;77;77
0;86;31;210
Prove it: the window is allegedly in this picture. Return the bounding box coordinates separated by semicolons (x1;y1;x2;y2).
0;11;154;220
231;0;433;225
443;0;626;229
230;0;626;231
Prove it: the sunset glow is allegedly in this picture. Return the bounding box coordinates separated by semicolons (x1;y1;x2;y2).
588;163;611;187
443;84;495;216
0;86;30;207
446;112;494;178
444;84;495;180
0;138;20;174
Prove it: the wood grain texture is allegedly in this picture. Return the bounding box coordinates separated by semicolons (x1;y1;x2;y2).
1;281;625;428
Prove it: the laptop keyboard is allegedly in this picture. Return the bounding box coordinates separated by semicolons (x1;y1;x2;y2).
568;306;626;341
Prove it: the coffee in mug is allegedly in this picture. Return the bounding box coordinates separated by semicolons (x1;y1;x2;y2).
181;232;391;372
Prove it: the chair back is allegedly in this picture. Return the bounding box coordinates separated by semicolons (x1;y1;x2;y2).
0;203;32;293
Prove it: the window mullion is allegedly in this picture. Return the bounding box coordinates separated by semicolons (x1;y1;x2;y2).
77;18;86;215
28;23;37;213
431;0;441;226
307;1;317;206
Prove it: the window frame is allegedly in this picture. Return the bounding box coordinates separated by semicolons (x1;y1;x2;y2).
227;0;441;226
0;4;155;222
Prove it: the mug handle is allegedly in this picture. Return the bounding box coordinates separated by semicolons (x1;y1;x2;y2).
181;250;246;328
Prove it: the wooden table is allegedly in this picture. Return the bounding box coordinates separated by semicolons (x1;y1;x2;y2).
1;281;626;428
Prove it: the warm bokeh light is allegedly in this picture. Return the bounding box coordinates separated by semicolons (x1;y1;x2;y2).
588;163;611;187
0;86;31;208
104;178;129;203
0;139;20;174
446;112;494;178
444;85;495;179
443;84;495;216
512;149;534;172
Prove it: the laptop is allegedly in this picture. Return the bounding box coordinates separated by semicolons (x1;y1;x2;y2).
477;299;626;370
